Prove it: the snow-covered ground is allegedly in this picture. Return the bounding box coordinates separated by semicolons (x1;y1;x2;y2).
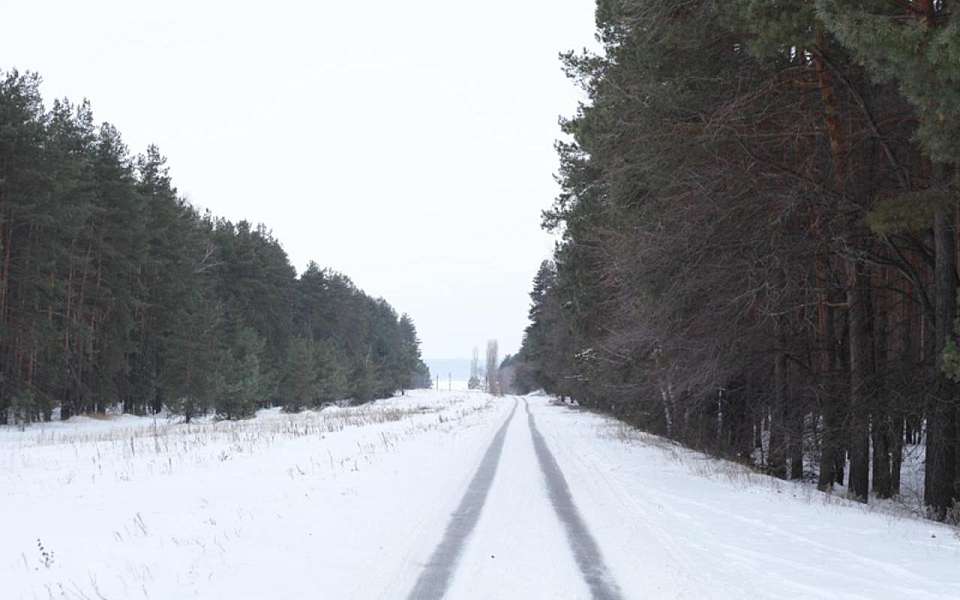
531;400;960;599
2;391;504;599
2;391;959;599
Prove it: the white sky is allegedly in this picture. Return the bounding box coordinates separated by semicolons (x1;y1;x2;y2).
0;0;598;359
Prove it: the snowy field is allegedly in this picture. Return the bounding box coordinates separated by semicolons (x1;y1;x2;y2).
2;391;501;599
2;391;959;599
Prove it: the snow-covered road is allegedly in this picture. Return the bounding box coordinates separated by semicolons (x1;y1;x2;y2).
421;398;620;600
408;399;519;598
3;390;960;599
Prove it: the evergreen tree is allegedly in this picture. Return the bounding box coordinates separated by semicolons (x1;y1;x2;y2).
396;314;425;395
350;351;378;404
515;0;955;518
162;286;224;423
0;67;426;427
281;337;318;412
217;326;265;420
314;340;348;405
816;0;960;520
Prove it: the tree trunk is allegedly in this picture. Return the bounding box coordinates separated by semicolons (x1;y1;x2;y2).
847;259;873;502
926;203;959;518
891;415;904;496
872;412;892;498
818;279;844;491
789;403;804;480
872;273;893;498
770;332;788;479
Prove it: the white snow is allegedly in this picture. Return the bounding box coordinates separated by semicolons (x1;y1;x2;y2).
443;401;591;599
526;397;960;599
1;392;506;599
2;391;959;599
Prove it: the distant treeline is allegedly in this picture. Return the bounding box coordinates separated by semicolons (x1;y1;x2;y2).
0;69;430;424
509;1;960;521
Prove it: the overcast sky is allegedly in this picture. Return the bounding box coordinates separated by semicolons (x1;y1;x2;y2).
0;0;598;359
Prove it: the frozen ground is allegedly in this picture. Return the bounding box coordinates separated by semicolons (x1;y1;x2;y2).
2;391;959;599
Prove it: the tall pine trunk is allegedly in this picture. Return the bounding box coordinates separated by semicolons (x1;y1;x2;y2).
872;272;893;498
770;319;788;479
813;25;850;493
925;202;959;518
817;290;843;491
847;259;873;502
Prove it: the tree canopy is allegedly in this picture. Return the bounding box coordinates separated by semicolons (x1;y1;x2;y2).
0;69;430;424
511;0;960;521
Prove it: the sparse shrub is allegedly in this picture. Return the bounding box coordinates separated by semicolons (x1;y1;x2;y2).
945;500;960;526
11;388;36;427
36;538;54;569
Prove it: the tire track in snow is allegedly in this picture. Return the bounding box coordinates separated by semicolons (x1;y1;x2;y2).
524;399;625;600
407;399;518;599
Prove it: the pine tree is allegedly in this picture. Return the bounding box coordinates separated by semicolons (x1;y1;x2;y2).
817;1;960;163
217;326;264;419
162;286;224;423
126;145;181;416
0;70;50;424
47;98;98;420
817;0;960;519
281;337;318;412
0;67;425;429
350;351;378;404
314;340;348;405
397;314;425;395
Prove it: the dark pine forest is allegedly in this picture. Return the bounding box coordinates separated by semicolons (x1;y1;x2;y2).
0;71;430;425
509;0;960;521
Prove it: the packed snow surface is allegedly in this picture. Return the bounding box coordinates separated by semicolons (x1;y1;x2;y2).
2;390;958;599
